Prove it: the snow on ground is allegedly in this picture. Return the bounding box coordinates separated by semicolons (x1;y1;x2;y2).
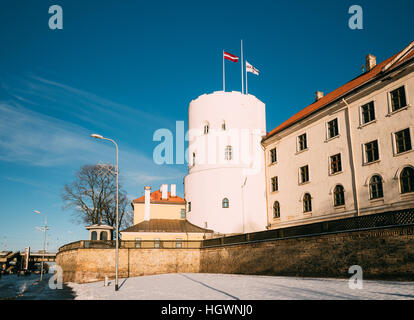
67;273;414;300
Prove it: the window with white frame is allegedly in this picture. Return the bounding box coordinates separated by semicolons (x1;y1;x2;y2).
394;128;412;154
369;175;384;199
330;153;342;174
298;133;307;151
361;101;375;124
270;148;277;163
303;193;312;213
299;165;309;184
400;167;414;194
390;86;407;112
271;176;278;192
135;238;142;248
273;201;280;218
327;118;339;139
225;145;233;160
364;140;379;164
333;185;345;207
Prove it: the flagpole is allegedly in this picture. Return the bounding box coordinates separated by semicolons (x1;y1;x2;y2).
246;62;248;95
223;50;225;92
241;40;244;94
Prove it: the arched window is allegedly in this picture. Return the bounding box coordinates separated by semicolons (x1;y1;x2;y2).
192;152;196;166
91;231;97;240
222;121;226;131
369;175;384;199
303;193;312;212
400;167;414;194
204;123;209;134
225;145;232;160
333;185;345;207
222;198;229;208
100;231;108;241
273;201;280;218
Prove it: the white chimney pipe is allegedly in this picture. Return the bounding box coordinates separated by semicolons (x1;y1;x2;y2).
171;184;176;197
144;186;151;221
161;184;168;200
366;54;377;72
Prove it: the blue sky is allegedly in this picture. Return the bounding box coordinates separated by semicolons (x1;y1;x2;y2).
0;0;413;251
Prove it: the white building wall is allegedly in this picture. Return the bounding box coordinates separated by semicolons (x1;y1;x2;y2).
184;91;267;234
348;71;414;214
264;60;414;229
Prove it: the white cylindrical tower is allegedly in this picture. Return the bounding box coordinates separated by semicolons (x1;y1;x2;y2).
184;91;267;234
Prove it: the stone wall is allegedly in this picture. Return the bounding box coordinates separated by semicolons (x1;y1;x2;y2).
57;225;414;283
200;225;414;281
57;248;200;283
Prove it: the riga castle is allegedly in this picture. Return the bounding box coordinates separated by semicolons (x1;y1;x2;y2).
183;41;414;235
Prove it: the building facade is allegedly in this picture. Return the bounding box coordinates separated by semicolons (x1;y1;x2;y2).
184;91;268;234
121;184;213;244
263;41;414;229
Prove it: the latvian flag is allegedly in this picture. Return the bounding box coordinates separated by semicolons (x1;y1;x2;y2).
223;51;239;62
246;61;259;75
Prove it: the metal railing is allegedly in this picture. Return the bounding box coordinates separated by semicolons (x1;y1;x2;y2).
58;208;414;252
202;208;414;247
58;239;203;252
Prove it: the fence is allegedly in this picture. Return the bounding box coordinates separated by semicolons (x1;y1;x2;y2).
58;239;203;252
58;208;414;252
202;208;414;247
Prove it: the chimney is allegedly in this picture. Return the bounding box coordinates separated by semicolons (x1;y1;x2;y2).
315;91;324;101
144;186;151;221
171;184;176;197
366;54;376;72
161;184;168;200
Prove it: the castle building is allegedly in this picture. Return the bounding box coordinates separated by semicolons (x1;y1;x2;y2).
121;184;213;245
184;92;268;234
262;41;414;229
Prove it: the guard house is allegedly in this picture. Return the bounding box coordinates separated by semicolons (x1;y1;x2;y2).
86;224;114;241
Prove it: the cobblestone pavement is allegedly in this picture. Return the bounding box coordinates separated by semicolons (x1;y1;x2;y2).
68;273;414;300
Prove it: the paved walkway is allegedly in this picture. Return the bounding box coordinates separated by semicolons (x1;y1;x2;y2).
67;273;414;300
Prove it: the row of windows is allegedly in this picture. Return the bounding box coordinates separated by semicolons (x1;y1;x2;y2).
187;198;230;213
272;167;414;218
270;128;412;185
269;86;409;164
134;238;184;248
203;121;227;134
191;146;233;165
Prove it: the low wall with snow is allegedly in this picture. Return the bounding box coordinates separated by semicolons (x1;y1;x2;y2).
57;248;200;283
199;224;414;281
57;224;414;283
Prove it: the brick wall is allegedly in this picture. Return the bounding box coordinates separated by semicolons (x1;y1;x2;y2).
200;225;414;280
57;225;414;283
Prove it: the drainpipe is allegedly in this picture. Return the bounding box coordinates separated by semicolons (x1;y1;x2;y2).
342;98;360;217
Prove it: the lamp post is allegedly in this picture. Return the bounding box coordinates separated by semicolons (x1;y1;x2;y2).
34;210;48;281
90;133;119;291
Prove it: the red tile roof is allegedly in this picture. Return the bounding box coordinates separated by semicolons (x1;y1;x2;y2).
265;41;414;140
132;189;186;205
121;219;213;233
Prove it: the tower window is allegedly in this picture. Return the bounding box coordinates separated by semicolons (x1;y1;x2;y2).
180;209;186;219
204;124;209;134
361;101;375;124
303;193;312;213
369;175;384;199
225;145;233;160
222;121;226;130
222;198;229;208
390;86;407;112
188;202;191;212
400;167;414;194
333;185;345;207
273;201;280;218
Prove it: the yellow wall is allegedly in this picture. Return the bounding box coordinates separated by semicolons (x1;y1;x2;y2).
133;202;186;224
121;231;205;241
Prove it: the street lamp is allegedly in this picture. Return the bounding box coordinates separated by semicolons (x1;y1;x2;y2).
90;133;119;291
34;210;49;281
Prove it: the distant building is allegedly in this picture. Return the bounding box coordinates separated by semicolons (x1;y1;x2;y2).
121;184;213;245
262;41;414;229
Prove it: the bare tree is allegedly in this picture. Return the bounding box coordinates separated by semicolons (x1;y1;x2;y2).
62;164;133;232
